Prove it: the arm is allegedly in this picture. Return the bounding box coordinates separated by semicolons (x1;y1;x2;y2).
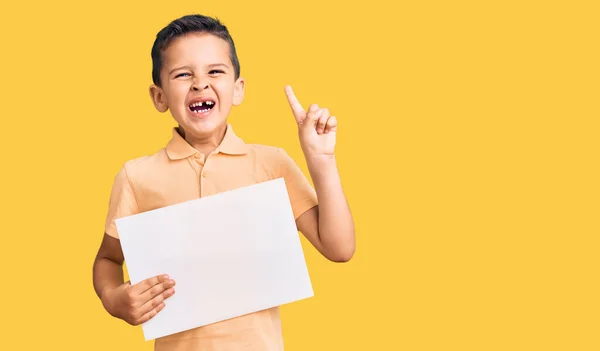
92;233;176;325
296;156;355;262
285;86;356;262
93;233;126;305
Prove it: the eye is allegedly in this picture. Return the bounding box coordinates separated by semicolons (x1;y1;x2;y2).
175;72;191;78
209;70;225;75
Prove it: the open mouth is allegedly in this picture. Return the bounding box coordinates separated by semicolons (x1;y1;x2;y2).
188;101;215;114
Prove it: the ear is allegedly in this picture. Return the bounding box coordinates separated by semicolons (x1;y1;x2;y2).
232;77;245;106
149;84;168;112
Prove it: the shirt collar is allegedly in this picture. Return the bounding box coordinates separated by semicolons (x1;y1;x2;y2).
165;124;248;160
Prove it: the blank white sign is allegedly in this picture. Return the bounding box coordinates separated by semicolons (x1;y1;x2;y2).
115;178;314;340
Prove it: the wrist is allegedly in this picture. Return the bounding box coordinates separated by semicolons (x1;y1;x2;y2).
305;154;339;180
305;153;336;167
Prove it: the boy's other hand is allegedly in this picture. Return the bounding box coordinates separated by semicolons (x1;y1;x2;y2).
284;85;337;158
102;274;176;326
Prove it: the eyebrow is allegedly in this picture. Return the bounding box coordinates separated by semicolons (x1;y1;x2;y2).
169;65;192;75
207;63;229;70
169;63;229;75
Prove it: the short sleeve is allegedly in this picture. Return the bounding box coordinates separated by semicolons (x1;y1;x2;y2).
104;165;139;239
275;148;318;219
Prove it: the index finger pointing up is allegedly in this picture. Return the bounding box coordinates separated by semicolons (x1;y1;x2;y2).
284;85;306;123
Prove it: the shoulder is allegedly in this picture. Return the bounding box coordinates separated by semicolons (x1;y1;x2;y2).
117;148;170;184
235;143;294;180
244;143;304;180
245;143;286;158
245;143;294;167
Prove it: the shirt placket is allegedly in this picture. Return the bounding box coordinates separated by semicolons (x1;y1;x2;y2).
192;152;215;198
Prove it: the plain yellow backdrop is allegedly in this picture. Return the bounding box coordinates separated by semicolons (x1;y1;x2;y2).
1;0;598;350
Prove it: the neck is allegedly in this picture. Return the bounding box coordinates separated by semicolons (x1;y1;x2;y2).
177;124;227;156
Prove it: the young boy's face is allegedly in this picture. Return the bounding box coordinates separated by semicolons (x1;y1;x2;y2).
150;33;244;139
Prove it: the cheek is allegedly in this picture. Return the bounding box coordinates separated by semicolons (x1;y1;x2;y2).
215;82;235;101
167;82;190;103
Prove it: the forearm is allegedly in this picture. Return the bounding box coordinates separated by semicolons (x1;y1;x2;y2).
93;257;124;304
306;155;355;260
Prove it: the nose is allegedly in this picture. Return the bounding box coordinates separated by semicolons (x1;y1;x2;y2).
191;78;209;91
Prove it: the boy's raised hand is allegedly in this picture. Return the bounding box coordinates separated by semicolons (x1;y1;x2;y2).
103;274;175;326
284;85;337;158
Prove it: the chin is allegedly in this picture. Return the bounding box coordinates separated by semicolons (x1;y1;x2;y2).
180;119;226;137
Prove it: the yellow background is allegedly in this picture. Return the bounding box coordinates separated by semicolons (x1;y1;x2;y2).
1;0;598;350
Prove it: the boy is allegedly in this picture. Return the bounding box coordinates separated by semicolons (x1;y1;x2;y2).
93;14;355;351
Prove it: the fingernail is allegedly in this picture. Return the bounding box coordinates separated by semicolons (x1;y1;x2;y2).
163;274;170;279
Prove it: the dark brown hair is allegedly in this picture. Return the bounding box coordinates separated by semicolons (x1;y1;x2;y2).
151;14;240;86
